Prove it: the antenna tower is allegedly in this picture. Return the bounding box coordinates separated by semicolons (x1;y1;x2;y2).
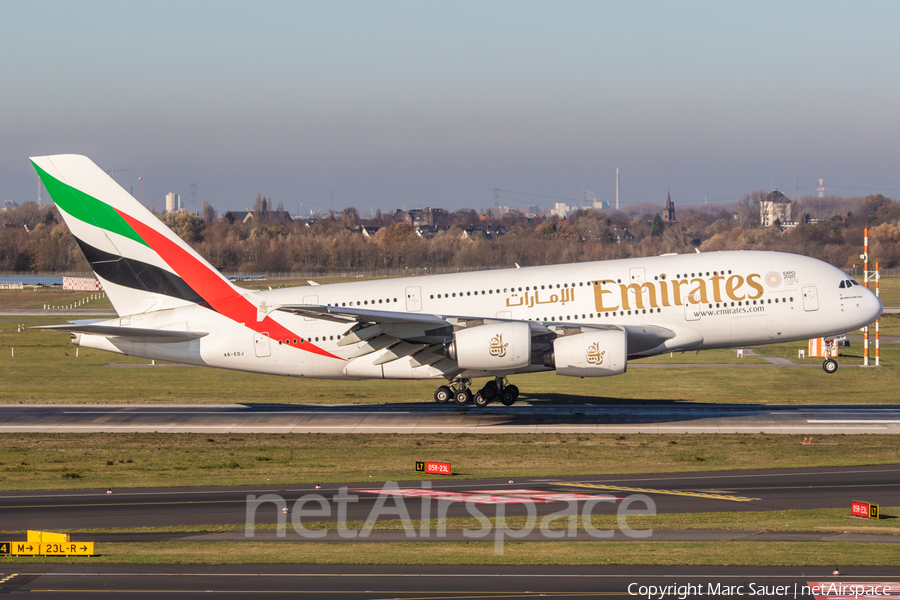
615;167;619;211
189;183;199;214
817;178;825;198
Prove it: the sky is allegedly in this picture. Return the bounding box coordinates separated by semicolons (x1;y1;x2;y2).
2;1;899;215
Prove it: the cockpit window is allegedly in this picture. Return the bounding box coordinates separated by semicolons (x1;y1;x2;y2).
839;281;846;288
850;279;861;286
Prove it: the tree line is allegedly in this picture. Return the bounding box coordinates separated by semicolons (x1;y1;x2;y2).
2;191;899;274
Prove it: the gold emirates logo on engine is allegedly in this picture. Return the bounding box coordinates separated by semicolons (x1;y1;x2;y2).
489;333;508;358
586;342;605;365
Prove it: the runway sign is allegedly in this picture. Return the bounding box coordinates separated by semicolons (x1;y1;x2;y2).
39;542;94;556
851;500;879;519
0;541;94;556
415;461;451;475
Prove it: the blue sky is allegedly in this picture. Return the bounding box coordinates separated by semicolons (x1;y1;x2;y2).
2;1;899;214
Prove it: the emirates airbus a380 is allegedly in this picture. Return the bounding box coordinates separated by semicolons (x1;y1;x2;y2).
32;155;882;406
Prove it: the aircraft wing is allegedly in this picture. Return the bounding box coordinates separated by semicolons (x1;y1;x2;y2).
276;304;449;325
275;304;557;366
34;324;208;344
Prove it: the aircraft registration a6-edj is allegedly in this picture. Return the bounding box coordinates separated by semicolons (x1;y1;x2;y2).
32;155;882;406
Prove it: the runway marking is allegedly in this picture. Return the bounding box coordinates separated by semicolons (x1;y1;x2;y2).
0;573;18;584
59;411;412;414
559;482;760;502
25;592;606;598
808;420;900;424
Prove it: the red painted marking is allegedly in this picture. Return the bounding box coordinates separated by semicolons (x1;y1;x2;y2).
352;488;624;504
351;489;546;504
472;490;622;501
116;210;341;360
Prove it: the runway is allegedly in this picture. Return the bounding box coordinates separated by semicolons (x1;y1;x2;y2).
1;403;899;434
1;565;898;599
2;465;897;531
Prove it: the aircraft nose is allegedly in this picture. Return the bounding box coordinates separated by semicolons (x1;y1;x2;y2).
865;288;883;323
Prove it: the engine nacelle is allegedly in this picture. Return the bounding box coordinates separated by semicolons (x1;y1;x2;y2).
448;322;531;370
547;330;627;377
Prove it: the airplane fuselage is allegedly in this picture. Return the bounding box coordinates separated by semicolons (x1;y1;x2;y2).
74;250;882;381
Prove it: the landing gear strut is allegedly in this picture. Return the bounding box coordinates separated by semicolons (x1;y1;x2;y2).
433;377;519;407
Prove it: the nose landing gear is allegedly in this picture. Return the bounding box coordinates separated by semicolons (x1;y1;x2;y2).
823;358;838;374
434;377;519;407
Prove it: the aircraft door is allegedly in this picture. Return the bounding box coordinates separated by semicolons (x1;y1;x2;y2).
683;294;700;321
253;333;271;357
406;286;422;312
801;286;819;311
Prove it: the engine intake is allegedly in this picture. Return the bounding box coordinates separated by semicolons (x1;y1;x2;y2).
447;322;531;370
545;330;627;377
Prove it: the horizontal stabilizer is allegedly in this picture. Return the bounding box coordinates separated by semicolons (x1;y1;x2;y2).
35;324;208;344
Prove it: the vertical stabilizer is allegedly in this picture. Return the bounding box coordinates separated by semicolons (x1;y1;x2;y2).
31;154;241;316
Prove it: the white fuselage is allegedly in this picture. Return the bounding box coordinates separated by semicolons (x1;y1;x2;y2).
75;251;882;381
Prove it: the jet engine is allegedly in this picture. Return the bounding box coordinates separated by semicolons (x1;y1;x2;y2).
544;329;627;377
447;322;531;370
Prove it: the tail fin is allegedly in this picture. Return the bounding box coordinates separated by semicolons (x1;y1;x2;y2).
31;154;241;316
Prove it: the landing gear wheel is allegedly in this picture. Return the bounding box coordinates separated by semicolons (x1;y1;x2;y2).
506;384;519;401
481;381;499;401
823;358;838;374
434;386;452;404
454;388;473;405
473;392;489;408
500;390;516;406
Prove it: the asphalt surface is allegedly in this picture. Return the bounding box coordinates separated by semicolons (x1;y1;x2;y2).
2;465;897;533
1;565;898;599
3;402;900;434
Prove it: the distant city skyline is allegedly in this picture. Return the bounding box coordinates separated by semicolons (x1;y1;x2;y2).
3;1;899;213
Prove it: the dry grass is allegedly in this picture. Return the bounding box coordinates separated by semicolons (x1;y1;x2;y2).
1;541;896;565
0;432;895;490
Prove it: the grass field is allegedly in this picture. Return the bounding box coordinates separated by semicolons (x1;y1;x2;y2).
0;432;895;490
2;282;897;566
1;541;896;565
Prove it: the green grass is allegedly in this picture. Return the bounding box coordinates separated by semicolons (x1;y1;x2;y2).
1;317;897;404
0;289;113;310
874;276;900;307
0;432;895;490
2;541;897;565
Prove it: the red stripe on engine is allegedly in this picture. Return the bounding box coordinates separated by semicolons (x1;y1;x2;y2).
116;209;342;361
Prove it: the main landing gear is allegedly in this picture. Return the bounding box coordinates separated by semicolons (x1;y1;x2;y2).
433;378;519;407
823;358;838;374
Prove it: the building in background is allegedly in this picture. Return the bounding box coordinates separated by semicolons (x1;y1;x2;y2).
662;190;676;223
165;192;181;214
760;191;792;227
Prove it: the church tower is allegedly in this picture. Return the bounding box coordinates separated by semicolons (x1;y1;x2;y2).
663;189;676;223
